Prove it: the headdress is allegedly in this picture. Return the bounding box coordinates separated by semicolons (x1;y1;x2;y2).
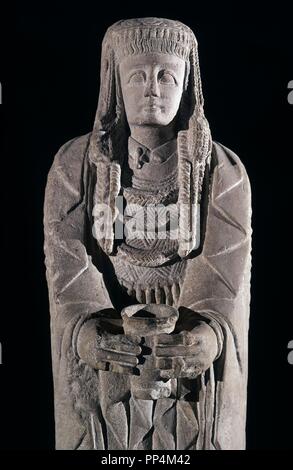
89;18;212;257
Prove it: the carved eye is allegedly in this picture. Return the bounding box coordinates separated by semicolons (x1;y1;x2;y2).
128;72;145;84
158;71;177;85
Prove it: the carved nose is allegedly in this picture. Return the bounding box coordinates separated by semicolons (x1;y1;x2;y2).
144;79;159;97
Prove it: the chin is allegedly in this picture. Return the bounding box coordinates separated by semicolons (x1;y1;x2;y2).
135;115;172;127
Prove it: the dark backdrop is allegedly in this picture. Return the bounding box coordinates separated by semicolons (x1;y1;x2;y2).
0;3;292;450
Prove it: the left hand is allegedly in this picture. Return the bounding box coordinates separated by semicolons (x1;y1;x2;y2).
155;321;219;380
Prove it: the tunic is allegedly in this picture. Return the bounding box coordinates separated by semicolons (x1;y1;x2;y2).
44;131;251;449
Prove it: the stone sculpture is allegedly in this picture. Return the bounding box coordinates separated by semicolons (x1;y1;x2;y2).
44;18;252;450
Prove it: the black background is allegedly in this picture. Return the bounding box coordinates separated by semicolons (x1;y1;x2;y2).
0;2;292;451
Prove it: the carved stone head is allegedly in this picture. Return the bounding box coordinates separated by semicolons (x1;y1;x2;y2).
89;18;212;258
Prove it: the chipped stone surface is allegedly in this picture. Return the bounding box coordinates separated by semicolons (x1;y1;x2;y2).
44;18;251;450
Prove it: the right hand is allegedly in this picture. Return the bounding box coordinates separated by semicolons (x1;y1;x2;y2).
76;317;142;375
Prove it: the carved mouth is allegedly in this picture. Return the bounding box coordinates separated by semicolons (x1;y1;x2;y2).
144;99;161;110
144;104;161;112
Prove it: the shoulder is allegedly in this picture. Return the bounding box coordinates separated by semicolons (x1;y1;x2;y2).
44;133;92;217
48;132;92;176
211;141;251;199
45;132;92;193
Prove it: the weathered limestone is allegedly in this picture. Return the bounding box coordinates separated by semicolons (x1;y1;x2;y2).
44;18;251;450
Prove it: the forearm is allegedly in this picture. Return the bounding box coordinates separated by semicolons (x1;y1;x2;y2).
76;318;104;368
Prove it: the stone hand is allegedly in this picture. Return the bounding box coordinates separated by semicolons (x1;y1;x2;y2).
155;321;219;379
76;317;142;375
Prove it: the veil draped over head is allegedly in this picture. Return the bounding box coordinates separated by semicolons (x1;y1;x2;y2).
88;18;213;257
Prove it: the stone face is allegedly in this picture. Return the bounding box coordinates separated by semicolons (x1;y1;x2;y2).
44;18;251;450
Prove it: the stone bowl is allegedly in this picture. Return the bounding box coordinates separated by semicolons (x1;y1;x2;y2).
121;303;179;336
